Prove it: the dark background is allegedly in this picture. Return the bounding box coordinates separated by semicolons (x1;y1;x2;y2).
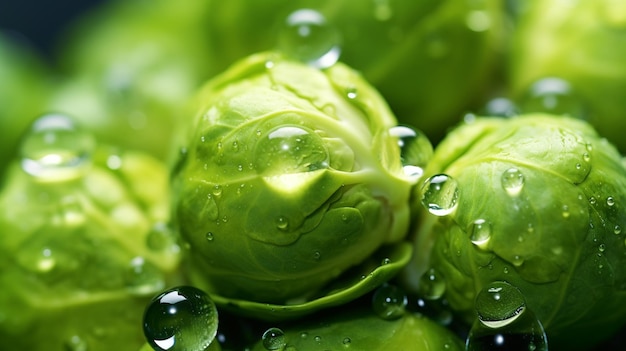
0;0;106;57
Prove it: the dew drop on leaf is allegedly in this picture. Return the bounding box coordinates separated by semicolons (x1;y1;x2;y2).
501;168;524;196
19;114;96;181
143;286;218;351
262;327;287;351
278;8;341;69
388;125;433;180
470;219;492;250
418;268;447;300
421;174;459;216
372;283;407;320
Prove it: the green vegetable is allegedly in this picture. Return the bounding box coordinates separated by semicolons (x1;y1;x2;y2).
508;0;626;153
249;305;465;351
404;114;626;350
204;0;503;144
0;114;181;350
172;51;422;314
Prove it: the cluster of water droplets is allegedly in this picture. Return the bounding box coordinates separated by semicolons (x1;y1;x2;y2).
143;286;219;351
466;281;548;351
19;113;96;182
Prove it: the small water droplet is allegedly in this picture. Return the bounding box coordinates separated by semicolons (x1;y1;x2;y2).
562;205;570;218
372;284;407;320
520;77;587;119
278;8;341;69
143;286;218;351
276;216;289;231
19;114;96;181
381;257;391;265
421;174;459;216
607;196;615;207
262;328;287;350
501;168;525;196
589;196;597;205
470;219;492;250
476;282;526;328
313;251;321;261
482;97;519;118
418;268;447;300
342;337;352;346
346;87;358;100
206;232;214;242
598;243;606;252
314;335;322;343
615;225;622;235
65;335;88;351
388;125;433;180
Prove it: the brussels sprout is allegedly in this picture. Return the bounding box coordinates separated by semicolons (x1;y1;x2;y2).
47;0;214;162
204;0;503;144
172;51;422;315
248;305;464;351
404;114;626;350
508;0;626;153
0;32;51;176
0;114;181;350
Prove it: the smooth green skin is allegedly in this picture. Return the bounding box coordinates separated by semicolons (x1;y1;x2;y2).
0;146;181;350
173;52;415;310
405;114;626;350
249;308;464;351
0;33;50;176
48;0;214;162
204;0;503;145
508;0;626;153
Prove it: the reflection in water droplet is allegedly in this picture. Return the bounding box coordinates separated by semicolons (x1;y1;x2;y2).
421;174;459;216
19;114;96;181
470;219;492;250
278;8;341;69
467;282;547;350
501;168;525;196
262;328;287;350
143;286;218;351
372;284;407;320
388;125;433;180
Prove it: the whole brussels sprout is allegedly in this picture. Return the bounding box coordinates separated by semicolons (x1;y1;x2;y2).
508;0;626;153
204;0;503;144
0;114;181;351
172;52;421;312
404;114;626;350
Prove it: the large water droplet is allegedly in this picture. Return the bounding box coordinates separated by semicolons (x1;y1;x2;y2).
255;125;329;176
501;168;525;196
143;286;219;351
19;114;96;181
418;268;447;300
372;284;407;320
262;328;287;350
421;174;459;216
467;284;548;350
388;125;433;180
278;8;341;69
470;219;492;250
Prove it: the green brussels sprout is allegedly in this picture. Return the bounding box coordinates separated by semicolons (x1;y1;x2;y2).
248;307;464;351
404;114;626;350
172;51;422;315
47;0;214;162
508;0;626;153
0;32;51;175
0;114;181;350
204;0;503;144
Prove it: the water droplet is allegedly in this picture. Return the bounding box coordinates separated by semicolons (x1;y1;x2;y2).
212;185;223;197
206;232;214;242
19;114;96;181
607;196;615;207
421;174;459;216
313;251;321;261
467;283;548;351
255;125;329;176
381;257;391;265
562;205;570;219
598;243;606;253
388;125;433;180
342;337;352;346
470;219;492;250
372;284;407;320
278;8;341;69
589;196;597;205
501;168;525;196
262;328;287;350
418;268;447;300
346;87;358;100
482;97;519;118
475;281;526;329
276;216;289;231
615;225;622;235
143;286;219;351
520;77;587;119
